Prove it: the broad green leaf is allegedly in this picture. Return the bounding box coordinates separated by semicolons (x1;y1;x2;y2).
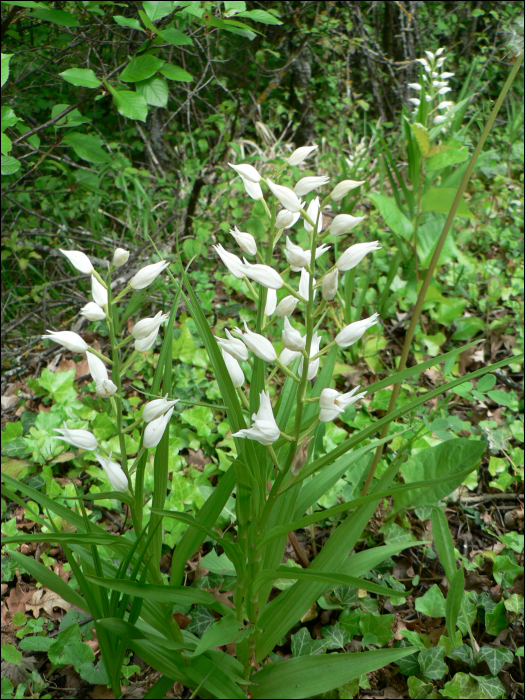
359;613;394;647
442;672;486;699
426;145;469;170
486;389;514;407
448;643;475;667
484;600;507;636
367;192;413;240
186;605;215;638
415;584;446;618
418;645;447;680
1;105;20;130
224;1;246;11
199;550;236;577
291;627;329;656
250;648;417;699
193;616;244;656
504;594;524;614
38;368;76;403
112;90;148;122
59;68;101;88
158;28;193;45
411;123;430;157
135;76;168;107
120;55;165;82
431;507;456;582
445;568;464;641
30;8;80;26
476;646;513;675
1;132;12;154
471;674;506;699
63;132;111;164
321;624;350;650
1;155;21;175
143;1;175;22
1;644;22;665
113;15;144;31
159;64;193;81
19;636;54;652
421;187;473;218
477;374;496;393
1;54;13;88
237;9;283;24
180;406;214;438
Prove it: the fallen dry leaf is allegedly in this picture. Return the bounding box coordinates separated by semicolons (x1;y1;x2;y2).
25;588;71;618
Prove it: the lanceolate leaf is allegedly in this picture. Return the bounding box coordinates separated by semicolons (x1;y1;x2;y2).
431;507;457;581
2;531;132;550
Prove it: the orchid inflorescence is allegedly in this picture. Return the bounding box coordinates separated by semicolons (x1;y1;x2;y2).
42;248;178;493
408;47;457;126
214;145;382;451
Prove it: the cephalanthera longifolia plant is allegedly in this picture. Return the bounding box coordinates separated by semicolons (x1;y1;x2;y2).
3;57;523;700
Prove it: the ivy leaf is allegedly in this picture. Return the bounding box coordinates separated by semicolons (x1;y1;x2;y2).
441;672;487;699
59;68;101;89
186;605;215;638
504;594;524;615
484;600;508;636
471;674;506;700
418;645;448;681
476;646;513;675
199;550;236;577
181;406;214;438
415;584;446;618
120;55;165;82
358;613;394;647
290;627;329;657
321;624;349;650
448;643;475;667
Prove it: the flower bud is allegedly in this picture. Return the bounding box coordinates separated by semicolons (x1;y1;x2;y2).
335;313;379;348
298;332;320;380
80;302;106;321
129;260;169;290
241;176;263;200
275;295;298;317
53;424;97;451
229;226;257;256
440;72;454;79
409;98;421;107
437;86;452;95
242;259;283;290
87;351;109;384
282;317;306;352
329;213;366;237
94;453;128;492
144;406;174;448
135;329;158;352
59;249;93;274
319;386;367;422
142;394;180;423
299;269;316;301
293;175;330;197
433;115;447;125
233;322;276;362
275;209;300;229
322;269;339;301
91;275;108;307
217;329;249;362
222;349;244;388
290;436;312;476
132;311;169;340
304;196;320;234
330;180;366;202
213;244;246;279
279;347;301;366
284;236;310;271
287;145;317;166
233;390;279;445
112;248;129;267
267;179;303;213
95;379;118;398
424;50;435;60
437;101;454;110
42;330;88;353
407;83;422;91
336;241;381;272
265;288;277;316
435;47;444;57
228;162;261;183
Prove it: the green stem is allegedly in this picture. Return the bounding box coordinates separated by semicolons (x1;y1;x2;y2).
86;347;113;365
361;51;524;498
274;358;301;383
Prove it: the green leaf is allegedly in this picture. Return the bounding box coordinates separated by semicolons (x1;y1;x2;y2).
142;1;175;22
471;674;506;699
38;368;77;404
448;643;475;667
452;316;485;341
159;63;193;81
415;584;446;618
1;53;13;88
120;55;165;82
484;600;508;636
445;568;464;641
250;648;418;699
59;68;101;89
367;192;413;240
112;90;148;122
418;645;448;681
158;28;193;45
1;132;12;155
291;627;329;656
421;188;473;218
477;374;496;393
199;550;236;577
493;555;523;586
442;673;486;699
180;406;214;438
394;439;486;512
1;155;21;175
426;145;469;170
486;389;513;406
1;106;20;130
237;9;283;24
113;15;144;31
321;624;350;650
19;636;54;652
135;76;168;107
186;605;215;638
2;532;131;551
476;646;513;675
63;132;111;163
1;644;22;665
193;616;244;656
30;8;80;27
411;123;430;157
431;507;456;582
359;613;394;647
504;593;524;614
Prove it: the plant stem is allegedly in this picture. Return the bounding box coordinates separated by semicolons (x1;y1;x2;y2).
361;51;524;497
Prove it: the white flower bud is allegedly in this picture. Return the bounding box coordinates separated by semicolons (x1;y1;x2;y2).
275;295;298;317
336;241;381;272
142;394;179;423
233;390;279;445
330;180;366;202
335;313;379;348
229;226;257;256
407;83;422;91
143;406;174;448
298;332;320;380
112;248;129;267
42;330;88;353
425;94;432;102
87;351;109;384
131;311;169;340
222;349;244;388
53;423;97;451
213;244;246;279
304;196;321;234
436;57;446;67
437;101;454;110
299;268;316;301
217;328;249;362
415;58;429;67
95;379;118;398
241;175;263;200
91;275;108;307
319;386;367;422
134;329;158;352
267;179;303;213
80;302;106;321
433;115;447;125
409;97;421;107
440;72;454;79
94;453;128;492
282;317;306;352
329;213;366;237
279;347;301;366
287;145;318;166
275;209;300;229
437;86;452;95
130;260;169;290
242;259;284;290
424;50;435;60
293;175;330;197
435;47;444;57
228;162;261;183
322;269;338;301
284;236;310;271
59;249;93;274
233;322;276;362
265;288;277;316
